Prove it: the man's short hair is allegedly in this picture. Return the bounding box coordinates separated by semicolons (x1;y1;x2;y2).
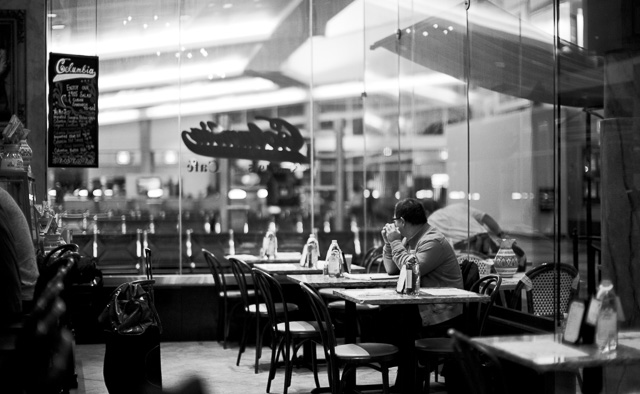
395;198;427;225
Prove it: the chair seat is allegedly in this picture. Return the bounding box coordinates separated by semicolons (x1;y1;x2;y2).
247;302;299;315
414;337;454;354
223;289;244;299
223;289;255;299
277;321;320;336
319;287;344;299
335;342;399;361
327;300;380;312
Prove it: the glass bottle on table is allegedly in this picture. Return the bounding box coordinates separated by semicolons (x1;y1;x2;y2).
405;255;420;295
325;240;344;275
262;230;277;259
325;240;341;261
300;234;319;268
327;249;342;278
595;279;618;353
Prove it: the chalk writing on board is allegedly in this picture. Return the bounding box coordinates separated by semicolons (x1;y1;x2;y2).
47;53;99;168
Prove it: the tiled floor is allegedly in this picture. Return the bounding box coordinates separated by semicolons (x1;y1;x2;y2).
74;341;448;394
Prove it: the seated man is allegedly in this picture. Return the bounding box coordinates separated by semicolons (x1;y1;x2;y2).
377;198;464;392
0;188;39;313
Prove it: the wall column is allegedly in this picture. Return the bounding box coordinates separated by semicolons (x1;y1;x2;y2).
600;50;640;328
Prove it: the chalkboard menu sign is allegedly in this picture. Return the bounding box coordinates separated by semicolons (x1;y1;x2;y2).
47;52;99;167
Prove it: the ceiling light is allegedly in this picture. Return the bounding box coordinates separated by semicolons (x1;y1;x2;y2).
144;87;307;120
47;13;57;18
431;174;449;188
52;24;65;30
100;57;248;92
116;151;132;165
100;77;278;110
99;109;141;124
228;189;247;200
416;189;434;199
164;150;178;165
56;19;277;61
148;189;164;198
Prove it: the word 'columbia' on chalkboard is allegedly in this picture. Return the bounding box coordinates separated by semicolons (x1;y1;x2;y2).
47;52;99;168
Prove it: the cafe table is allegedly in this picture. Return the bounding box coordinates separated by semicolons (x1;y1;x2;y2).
491;271;524;291
473;330;640;394
253;262;365;275
480;271;524;306
227;252;302;265
286;272;399;288
329;287;489;393
334;287;490;344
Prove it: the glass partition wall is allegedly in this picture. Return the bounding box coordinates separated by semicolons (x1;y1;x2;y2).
46;0;599;314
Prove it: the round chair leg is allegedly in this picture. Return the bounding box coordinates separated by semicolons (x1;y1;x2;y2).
236;313;250;366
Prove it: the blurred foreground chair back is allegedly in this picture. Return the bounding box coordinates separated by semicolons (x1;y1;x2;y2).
449;328;509;394
16;256;76;394
414;275;502;393
509;263;579;317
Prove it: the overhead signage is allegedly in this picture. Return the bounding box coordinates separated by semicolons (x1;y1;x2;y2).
181;116;308;164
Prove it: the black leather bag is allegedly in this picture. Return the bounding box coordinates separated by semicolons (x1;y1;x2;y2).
460;259;480;291
99;280;162;335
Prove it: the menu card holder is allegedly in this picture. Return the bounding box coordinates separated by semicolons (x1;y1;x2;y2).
396;265;407;293
562;299;585;344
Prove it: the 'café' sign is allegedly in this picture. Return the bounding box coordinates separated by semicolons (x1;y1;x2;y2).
181;116;308;163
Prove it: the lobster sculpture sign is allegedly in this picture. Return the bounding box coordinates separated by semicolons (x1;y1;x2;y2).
181;116;308;164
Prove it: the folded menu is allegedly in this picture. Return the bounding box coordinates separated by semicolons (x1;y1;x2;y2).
343;273;399;281
420;288;473;296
